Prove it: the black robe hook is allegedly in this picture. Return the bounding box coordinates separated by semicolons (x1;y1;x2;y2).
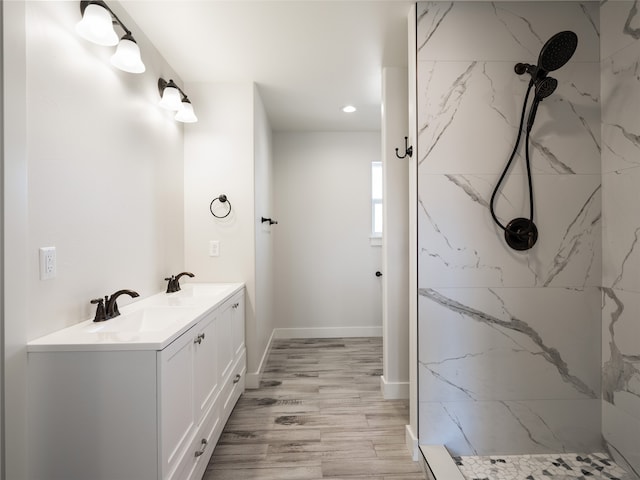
395;137;413;159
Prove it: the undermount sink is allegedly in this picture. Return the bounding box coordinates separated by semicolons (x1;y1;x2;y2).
174;283;237;298
148;296;201;307
145;284;237;308
83;307;198;334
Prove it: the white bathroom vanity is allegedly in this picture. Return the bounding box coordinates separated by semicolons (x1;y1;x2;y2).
27;283;246;480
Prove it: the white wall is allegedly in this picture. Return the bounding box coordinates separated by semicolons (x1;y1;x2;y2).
26;1;185;339
273;132;382;337
3;3;28;478
253;85;276;379
0;2;4;473
381;67;409;400
184;82;275;386
5;2;185;477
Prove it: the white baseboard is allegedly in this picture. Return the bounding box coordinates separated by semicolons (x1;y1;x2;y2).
273;326;382;339
244;329;276;389
244;372;261;389
380;375;409;400
405;424;419;461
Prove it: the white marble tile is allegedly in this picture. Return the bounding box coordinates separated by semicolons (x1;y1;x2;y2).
417;60;600;176
601;0;640;61
418;399;601;457
418;288;601;402
602;168;640;292
603;399;640;477
602;288;640;422
601;42;640;174
417;2;599;63
417;60;526;176
418;174;601;288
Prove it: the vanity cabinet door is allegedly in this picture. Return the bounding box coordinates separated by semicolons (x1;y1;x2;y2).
158;326;196;480
231;292;245;358
193;311;219;423
217;302;234;384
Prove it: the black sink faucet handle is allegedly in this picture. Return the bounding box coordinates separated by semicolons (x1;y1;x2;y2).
90;298;107;322
164;276;177;293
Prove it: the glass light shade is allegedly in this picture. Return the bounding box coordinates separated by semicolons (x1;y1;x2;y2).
159;85;182;111
76;3;118;46
175;101;198;123
110;37;145;74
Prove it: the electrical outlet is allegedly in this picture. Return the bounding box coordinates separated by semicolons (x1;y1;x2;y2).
39;246;56;280
209;240;220;257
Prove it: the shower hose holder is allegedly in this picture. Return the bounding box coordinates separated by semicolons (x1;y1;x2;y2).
504;218;538;251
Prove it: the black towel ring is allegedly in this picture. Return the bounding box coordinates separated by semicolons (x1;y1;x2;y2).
210;194;232;219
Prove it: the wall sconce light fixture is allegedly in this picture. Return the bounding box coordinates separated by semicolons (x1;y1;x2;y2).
76;1;146;74
158;78;198;123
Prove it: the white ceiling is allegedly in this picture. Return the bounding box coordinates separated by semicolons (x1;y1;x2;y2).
120;1;412;132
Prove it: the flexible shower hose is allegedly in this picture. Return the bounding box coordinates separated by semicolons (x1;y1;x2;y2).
489;80;536;234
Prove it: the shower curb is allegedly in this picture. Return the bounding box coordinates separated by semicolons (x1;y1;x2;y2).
419;444;466;480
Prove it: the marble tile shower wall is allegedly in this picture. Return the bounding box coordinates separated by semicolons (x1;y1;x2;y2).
600;1;640;476
417;1;602;457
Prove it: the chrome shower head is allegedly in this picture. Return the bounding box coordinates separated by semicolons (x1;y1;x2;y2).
538;31;578;73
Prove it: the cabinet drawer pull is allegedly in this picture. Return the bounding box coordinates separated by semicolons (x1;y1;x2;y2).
194;333;205;345
233;374;241;384
194;438;208;457
232;302;239;309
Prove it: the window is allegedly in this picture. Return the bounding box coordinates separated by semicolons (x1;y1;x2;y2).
372;161;382;238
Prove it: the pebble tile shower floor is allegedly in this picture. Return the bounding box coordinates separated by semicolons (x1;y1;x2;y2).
455;453;636;480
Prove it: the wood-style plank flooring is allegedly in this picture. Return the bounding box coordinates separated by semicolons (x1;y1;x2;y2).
202;337;424;480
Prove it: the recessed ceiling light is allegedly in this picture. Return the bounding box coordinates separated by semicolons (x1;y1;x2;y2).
342;105;357;113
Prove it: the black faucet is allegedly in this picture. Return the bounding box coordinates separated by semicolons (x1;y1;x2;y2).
165;272;194;293
104;289;139;319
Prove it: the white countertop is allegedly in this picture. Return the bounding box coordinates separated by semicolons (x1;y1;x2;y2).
27;283;244;352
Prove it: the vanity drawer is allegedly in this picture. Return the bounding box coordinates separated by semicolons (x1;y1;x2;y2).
170;399;221;480
222;348;246;422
